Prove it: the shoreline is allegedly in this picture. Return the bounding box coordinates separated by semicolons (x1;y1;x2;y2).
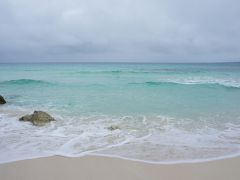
88;152;240;165
1;155;240;180
1;151;240;165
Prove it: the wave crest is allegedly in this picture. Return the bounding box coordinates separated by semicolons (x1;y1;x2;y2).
0;79;52;86
129;81;240;89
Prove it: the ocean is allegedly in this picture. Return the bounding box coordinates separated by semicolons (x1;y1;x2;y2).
0;63;240;163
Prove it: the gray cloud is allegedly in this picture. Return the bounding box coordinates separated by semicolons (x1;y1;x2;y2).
0;0;240;62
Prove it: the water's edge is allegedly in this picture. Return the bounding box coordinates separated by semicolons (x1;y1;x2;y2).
1;152;240;165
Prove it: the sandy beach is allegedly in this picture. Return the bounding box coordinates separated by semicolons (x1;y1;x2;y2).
1;0;240;178
0;155;240;180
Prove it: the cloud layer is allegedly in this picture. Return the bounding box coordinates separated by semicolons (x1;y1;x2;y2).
0;0;240;62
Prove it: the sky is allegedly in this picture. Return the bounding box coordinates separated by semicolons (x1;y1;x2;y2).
0;0;240;63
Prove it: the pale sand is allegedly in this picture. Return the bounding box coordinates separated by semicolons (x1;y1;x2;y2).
0;155;240;180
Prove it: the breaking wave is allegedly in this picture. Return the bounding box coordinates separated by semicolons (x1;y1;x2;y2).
129;81;240;89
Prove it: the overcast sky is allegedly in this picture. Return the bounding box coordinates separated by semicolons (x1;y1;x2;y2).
0;0;240;63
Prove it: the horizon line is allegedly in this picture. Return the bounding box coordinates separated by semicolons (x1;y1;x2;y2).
0;61;240;64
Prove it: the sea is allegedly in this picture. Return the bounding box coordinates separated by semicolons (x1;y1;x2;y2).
0;62;240;163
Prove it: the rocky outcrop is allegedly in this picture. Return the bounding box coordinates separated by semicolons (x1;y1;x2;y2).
0;95;6;104
19;111;55;126
108;125;120;131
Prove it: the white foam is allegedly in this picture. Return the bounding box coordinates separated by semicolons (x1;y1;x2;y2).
0;110;240;164
159;76;240;88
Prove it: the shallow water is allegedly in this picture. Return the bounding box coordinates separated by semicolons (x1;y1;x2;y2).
0;63;240;163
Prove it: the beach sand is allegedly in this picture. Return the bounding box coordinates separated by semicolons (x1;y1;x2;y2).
0;155;240;180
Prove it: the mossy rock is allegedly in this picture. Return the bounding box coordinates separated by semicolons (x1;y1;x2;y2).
19;111;55;126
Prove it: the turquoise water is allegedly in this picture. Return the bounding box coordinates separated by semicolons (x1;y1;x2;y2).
0;63;240;163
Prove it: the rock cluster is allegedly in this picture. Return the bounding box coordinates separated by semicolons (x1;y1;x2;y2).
19;111;55;126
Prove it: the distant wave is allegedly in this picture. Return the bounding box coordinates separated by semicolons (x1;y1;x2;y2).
71;70;132;74
129;81;240;89
70;70;165;75
66;68;209;75
0;79;53;86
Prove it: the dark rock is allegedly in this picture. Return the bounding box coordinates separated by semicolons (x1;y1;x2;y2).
108;125;120;131
0;95;6;104
19;111;55;126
